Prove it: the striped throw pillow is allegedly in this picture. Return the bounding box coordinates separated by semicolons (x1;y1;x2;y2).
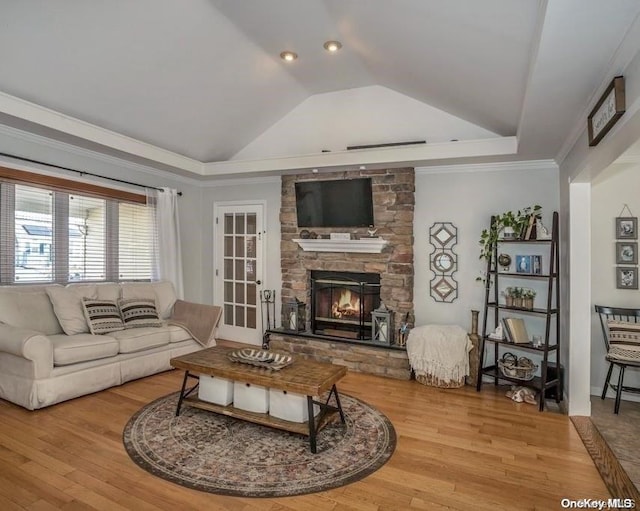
118;298;163;328
607;319;640;347
82;299;125;335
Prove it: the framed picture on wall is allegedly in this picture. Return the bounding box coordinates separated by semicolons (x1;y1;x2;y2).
616;242;638;264
616;217;637;239
616;267;638;290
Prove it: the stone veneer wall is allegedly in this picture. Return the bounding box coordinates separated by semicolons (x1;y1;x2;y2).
269;334;412;380
280;167;415;341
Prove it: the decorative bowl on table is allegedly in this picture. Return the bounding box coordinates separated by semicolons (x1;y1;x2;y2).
227;349;293;371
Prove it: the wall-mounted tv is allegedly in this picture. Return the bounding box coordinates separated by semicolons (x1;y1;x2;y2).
295;178;374;228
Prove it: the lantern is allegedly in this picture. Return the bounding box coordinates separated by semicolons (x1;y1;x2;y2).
372;302;393;345
283;298;306;332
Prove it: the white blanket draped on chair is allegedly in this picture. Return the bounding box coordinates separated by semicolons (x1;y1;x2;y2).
406;324;472;383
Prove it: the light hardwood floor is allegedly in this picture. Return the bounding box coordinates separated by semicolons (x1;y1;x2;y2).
0;364;610;511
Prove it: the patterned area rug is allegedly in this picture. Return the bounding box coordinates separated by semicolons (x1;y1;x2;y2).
123;392;396;497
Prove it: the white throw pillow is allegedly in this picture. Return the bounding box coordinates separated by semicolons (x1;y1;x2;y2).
46;285;97;335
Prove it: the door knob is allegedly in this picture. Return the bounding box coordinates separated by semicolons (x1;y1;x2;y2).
256;280;262;285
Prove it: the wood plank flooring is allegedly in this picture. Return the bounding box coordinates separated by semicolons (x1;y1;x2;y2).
0;361;611;510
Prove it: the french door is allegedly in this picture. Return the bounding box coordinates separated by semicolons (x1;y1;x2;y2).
214;202;264;344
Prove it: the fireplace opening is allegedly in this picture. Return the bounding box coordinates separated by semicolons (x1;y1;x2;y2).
310;270;381;340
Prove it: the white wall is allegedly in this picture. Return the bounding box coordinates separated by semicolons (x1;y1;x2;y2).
591;162;640;397
414;163;559;337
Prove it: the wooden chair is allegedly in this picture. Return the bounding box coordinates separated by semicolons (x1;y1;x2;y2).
595;305;640;413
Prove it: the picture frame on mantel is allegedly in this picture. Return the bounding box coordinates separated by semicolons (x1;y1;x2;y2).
588;76;625;147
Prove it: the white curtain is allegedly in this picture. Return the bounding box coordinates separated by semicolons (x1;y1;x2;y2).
147;187;184;299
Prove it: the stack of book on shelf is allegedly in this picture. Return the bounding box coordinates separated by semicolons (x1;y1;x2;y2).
521;214;538;240
502;317;530;344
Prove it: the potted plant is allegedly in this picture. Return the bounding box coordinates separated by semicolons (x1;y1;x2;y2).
478;205;542;262
502;287;514;307
522;289;536;310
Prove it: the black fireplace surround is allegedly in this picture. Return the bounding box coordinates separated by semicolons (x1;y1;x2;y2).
310;270;381;340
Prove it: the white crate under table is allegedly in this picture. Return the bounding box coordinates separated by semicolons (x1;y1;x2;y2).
170;346;347;453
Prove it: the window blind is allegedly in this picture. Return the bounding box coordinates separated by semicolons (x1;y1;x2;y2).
0;177;157;285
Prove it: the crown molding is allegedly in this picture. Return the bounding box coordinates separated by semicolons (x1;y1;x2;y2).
415;159;558;175
0;124;203;187
200;175;282;187
0;90;204;175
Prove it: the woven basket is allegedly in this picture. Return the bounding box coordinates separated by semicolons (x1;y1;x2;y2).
415;373;465;389
498;352;537;381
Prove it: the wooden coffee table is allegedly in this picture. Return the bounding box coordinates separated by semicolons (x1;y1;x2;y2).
170;346;347;453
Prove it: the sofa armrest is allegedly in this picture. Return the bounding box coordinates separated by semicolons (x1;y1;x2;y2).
0;323;53;378
168;300;222;347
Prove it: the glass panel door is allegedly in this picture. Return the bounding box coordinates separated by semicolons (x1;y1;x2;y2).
215;203;263;344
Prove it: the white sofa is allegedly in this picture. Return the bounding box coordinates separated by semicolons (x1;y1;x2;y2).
0;281;213;410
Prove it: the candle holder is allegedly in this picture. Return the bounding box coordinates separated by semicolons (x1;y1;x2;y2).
372;302;393;345
283;298;306;332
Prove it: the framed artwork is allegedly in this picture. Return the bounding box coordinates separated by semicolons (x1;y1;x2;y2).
616;217;637;239
588;76;625;147
616;242;638;264
516;255;531;274
532;255;542;275
616;267;638;290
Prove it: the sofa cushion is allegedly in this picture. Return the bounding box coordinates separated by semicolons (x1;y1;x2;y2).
45;285;97;335
49;334;119;366
118;298;163;328
0;288;63;335
82;299;125;335
165;322;192;343
110;327;170;353
120;281;177;320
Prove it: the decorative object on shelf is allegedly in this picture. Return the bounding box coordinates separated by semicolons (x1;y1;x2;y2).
502;317;530;344
522;289;536;310
367;225;378;238
477;205;541;263
467;310;480;385
516;255;532;273
497;253;512;271
429;222;458;302
309;231;318;239
615;205;637;239
488;324;505;340
372;302;393;345
532;255;542;274
260;289;276;349
588;75;625;147
283;298;306;332
616;267;638;289
228;349;294;371
616;241;638;264
498;352;537;381
299;229;311;239
536;218;552;240
397;312;412;347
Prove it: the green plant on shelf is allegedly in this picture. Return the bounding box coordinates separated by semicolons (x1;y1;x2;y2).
478;205;542;263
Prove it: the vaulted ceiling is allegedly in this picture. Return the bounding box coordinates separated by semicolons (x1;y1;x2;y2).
0;0;639;179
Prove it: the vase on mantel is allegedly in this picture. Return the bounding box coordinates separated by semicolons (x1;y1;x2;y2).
466;310;480;386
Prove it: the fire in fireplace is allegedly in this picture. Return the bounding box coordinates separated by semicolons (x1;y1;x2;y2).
310;270;381;340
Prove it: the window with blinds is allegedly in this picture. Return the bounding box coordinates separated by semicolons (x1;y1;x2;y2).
0;181;156;284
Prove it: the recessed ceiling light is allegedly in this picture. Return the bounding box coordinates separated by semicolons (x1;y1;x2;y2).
312;168;319;173
323;40;342;53
280;51;298;62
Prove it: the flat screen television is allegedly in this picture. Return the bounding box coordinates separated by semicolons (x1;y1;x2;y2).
295;178;374;228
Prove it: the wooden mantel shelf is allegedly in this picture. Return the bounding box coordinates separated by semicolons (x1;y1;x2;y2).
293;238;389;253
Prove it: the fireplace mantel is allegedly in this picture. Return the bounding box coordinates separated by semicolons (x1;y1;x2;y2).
293;238;389;253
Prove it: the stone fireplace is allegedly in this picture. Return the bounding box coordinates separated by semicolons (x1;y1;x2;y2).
310;270;381;340
270;167;415;379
